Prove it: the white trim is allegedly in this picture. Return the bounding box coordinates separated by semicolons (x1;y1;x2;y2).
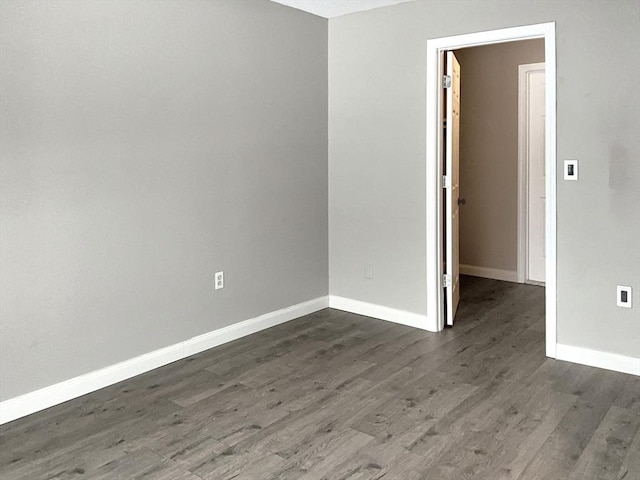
425;37;444;333
329;295;429;331
518;62;546;285
460;264;518;283
556;344;640;377
426;22;557;359
543;27;557;358
0;296;329;425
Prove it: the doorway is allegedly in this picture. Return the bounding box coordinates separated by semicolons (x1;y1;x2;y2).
518;62;547;285
441;43;547;325
425;23;557;358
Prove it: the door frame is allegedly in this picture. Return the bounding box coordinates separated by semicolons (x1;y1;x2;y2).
444;51;461;327
517;62;547;285
425;22;557;358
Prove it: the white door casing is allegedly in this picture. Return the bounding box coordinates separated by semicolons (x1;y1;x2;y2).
518;63;546;284
444;51;461;326
425;22;557;359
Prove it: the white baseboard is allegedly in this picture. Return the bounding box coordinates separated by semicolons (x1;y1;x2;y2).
329;295;428;330
556;343;640;376
460;264;518;283
0;296;329;425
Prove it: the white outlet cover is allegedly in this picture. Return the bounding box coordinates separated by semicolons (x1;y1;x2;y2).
564;159;578;180
364;264;373;280
617;285;632;308
215;271;224;290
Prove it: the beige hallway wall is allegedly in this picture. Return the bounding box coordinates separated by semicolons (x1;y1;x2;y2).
455;40;545;276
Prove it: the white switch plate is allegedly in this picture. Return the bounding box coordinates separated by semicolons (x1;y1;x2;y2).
617;285;632;308
564;159;578;180
215;271;224;290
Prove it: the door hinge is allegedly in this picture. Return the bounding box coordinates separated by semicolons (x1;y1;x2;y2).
442;175;451;188
443;274;452;288
443;75;452;89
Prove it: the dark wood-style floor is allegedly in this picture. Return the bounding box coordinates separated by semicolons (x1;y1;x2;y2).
1;277;639;480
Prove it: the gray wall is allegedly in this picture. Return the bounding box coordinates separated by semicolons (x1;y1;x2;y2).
455;40;545;274
329;0;640;357
0;0;328;401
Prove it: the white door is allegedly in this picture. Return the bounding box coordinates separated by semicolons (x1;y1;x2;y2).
519;63;546;284
445;51;461;326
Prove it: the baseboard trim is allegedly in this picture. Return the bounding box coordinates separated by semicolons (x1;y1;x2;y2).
556;343;640;376
460;264;518;283
329;295;428;331
0;296;329;425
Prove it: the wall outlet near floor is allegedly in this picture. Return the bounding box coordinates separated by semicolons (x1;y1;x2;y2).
364;264;373;280
616;285;632;308
215;271;224;290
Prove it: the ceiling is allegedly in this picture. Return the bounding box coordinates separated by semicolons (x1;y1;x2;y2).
269;0;417;18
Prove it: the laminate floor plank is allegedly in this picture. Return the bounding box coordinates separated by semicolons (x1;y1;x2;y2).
568;405;640;480
1;276;638;480
228;378;379;459
351;369;478;448
614;375;640;413
616;427;640;480
406;348;557;462
87;447;201;480
516;369;631;480
430;381;577;480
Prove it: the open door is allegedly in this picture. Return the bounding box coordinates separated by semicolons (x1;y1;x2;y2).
444;51;461;327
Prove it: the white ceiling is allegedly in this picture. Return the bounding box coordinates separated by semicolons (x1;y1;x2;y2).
270;0;417;18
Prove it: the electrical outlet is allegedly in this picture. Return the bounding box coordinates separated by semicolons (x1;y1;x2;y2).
215;271;224;290
617;285;632;308
364;264;373;280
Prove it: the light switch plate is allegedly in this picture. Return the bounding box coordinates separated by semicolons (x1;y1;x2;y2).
564;159;578;180
617;285;632;308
